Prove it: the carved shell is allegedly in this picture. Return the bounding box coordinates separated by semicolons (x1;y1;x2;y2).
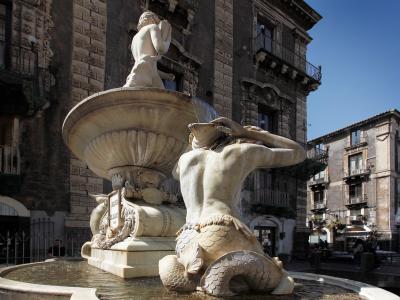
84;129;186;178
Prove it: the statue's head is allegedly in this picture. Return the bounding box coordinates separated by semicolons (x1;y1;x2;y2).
188;122;226;149
137;11;160;31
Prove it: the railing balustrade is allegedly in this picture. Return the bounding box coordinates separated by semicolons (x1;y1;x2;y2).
0;219;91;267
348;194;368;204
256;32;321;81
255;188;290;207
344;168;370;178
0;144;20;175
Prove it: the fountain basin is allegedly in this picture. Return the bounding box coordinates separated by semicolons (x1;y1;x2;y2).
1;260;398;300
62;87;196;183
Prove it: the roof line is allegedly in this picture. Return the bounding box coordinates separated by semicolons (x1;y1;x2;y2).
308;109;400;144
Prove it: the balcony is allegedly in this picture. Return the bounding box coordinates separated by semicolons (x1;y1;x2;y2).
346;194;368;209
343;168;370;181
345;136;368;151
311;201;326;213
255;188;289;207
0;145;20;175
348;215;366;225
255;32;321;82
1;45;52;116
311;218;326;227
309;175;329;187
307;147;328;164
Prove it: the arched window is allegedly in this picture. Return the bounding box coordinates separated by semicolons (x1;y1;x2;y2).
0;202;18;216
0;196;30;217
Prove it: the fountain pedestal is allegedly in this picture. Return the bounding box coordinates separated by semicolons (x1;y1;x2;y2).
85;237;176;278
63;88;196;278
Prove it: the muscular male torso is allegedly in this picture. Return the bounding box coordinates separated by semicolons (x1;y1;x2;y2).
177;142;274;224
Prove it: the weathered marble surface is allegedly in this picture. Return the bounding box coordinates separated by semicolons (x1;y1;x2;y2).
62;87;196;277
124;11;173;88
159;117;306;296
62;88;196;191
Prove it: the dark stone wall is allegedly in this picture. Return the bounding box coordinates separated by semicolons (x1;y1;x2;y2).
12;0;73;214
232;0;253;123
187;0;215;105
104;1;215;104
104;1;142;89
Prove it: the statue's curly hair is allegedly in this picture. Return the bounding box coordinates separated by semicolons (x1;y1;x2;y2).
137;11;160;31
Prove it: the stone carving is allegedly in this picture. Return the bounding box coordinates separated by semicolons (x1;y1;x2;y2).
124;11;173;88
86;186;185;251
159;117;306;296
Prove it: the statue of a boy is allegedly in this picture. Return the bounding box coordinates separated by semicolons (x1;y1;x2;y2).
124;11;172;88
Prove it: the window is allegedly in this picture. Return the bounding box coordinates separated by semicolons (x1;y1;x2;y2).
281;24;295;64
0;3;6;67
351;129;361;146
258;105;277;133
314;143;325;157
256;16;273;53
350;208;361;217
314;190;324;203
163;76;180;91
0;116;13;145
349;182;362;203
314;169;325;180
349;153;363;173
0;2;11;69
0;116;19;175
158;65;182;92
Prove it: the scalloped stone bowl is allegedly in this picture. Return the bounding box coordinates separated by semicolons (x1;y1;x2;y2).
62;87;197;185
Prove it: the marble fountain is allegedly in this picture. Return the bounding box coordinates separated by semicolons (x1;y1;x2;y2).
0;11;398;300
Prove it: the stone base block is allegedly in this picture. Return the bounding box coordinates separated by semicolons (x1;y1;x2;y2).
87;237;176;278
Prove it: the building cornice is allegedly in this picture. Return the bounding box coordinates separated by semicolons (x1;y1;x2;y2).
308;109;400;145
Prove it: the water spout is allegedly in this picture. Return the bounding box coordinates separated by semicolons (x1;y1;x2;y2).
191;97;219;123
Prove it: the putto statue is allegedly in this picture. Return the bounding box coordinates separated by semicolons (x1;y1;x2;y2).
124;11;173;88
159;117;305;296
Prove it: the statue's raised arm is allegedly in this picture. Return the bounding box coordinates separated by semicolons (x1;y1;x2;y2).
211;117;306;168
151;20;171;55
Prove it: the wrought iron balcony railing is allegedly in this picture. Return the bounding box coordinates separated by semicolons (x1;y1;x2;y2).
307;147;328;163
1;45;52;115
348;194;368;205
0;144;20;175
255;188;289;207
343;168;370;179
348;214;367;225
256;32;321;81
309;175;329;186
345;136;368;150
314;202;326;210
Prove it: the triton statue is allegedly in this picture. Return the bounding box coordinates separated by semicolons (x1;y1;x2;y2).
159;117;305;296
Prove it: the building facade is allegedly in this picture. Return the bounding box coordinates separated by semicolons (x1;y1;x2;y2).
0;0;321;260
307;110;400;251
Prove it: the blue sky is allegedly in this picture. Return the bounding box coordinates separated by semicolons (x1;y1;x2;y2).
305;0;400;140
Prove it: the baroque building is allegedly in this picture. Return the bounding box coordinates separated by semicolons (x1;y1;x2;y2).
307;110;400;251
0;0;321;260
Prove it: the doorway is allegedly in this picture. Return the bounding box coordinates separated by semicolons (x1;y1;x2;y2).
254;225;276;257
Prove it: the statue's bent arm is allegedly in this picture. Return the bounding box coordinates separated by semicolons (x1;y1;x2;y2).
210;117;305;168
244;129;306;168
242;145;303;170
150;22;171;55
